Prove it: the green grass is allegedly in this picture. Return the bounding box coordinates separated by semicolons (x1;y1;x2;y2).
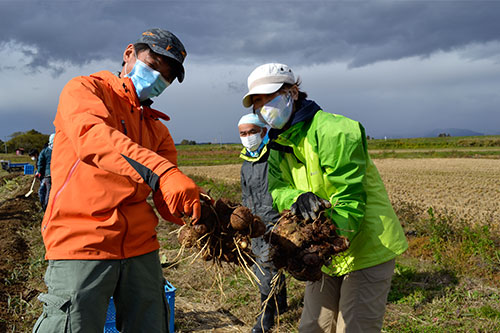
369;149;500;159
367;135;500;150
402;207;500;283
176;144;242;166
0;153;34;163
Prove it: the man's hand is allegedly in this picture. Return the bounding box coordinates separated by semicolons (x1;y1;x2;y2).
290;192;331;221
158;167;201;223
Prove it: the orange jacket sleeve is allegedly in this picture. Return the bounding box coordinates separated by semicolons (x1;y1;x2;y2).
55;75;175;190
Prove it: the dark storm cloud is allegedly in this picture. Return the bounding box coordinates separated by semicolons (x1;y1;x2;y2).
1;1;500;72
0;110;55;139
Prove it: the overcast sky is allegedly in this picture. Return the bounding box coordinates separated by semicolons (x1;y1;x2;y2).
1;0;499;143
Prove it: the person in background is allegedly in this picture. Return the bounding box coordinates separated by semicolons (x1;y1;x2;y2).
36;134;54;211
242;63;408;333
28;148;39;163
238;113;287;333
33;29;200;333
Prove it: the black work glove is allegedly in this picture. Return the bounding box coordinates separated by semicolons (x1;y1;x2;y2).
290;192;332;221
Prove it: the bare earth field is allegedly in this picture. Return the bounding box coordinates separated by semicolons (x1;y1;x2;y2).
182;158;500;230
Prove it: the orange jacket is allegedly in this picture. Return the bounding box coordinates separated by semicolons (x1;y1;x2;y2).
43;70;178;260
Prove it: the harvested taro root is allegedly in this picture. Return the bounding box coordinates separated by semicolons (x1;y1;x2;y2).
267;209;350;281
178;195;267;266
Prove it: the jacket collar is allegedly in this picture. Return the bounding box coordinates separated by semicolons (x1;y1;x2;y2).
92;70;140;107
92;70;170;121
240;144;269;162
269;99;321;140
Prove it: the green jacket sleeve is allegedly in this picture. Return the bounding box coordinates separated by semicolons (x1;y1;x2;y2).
317;118;368;240
267;149;304;212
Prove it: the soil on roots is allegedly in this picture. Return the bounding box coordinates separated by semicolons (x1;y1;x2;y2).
268;210;350;282
178;196;266;266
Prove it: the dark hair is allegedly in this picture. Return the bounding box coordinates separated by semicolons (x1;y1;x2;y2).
282;77;308;107
121;43;150;66
122;43;181;78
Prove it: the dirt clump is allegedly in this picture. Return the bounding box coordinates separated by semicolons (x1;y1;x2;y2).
178;195;266;266
267;210;350;281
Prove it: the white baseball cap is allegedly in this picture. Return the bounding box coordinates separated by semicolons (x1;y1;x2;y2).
242;63;296;108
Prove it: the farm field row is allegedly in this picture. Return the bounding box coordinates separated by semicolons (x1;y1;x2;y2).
181;158;500;230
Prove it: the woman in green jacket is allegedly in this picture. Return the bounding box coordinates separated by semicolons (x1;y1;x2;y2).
241;63;408;333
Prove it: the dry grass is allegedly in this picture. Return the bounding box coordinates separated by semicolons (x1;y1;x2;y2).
183;158;500;231
169;159;500;331
376;158;500;231
3;157;498;332
181;165;241;184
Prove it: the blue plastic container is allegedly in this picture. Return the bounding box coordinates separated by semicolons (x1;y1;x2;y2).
104;298;118;333
104;281;176;332
164;280;176;332
24;164;35;175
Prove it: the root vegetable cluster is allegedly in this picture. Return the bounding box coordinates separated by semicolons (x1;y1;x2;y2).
267;210;350;281
178;196;266;266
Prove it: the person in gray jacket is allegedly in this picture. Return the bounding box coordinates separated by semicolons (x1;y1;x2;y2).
238;113;287;333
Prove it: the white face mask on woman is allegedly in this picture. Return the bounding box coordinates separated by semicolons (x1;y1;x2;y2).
257;93;293;129
240;131;263;151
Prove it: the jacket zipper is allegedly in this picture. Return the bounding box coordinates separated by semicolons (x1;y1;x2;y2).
119;106;142;256
139;107;143;145
121;120;128;135
43;159;80;232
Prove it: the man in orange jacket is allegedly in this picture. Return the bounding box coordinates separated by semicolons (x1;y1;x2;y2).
33;29;200;333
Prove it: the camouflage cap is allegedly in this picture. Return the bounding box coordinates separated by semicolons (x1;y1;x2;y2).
135;28;187;82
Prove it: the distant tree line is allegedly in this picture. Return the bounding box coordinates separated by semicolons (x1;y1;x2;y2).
0;129;50;154
180;139;197;145
438;133;451;137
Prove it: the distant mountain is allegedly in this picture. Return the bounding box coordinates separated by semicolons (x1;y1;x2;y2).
371;128;489;139
425;128;485;137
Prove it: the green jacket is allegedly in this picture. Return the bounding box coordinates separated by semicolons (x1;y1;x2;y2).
267;103;408;276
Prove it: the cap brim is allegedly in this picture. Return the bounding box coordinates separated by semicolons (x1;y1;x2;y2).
242;83;284;108
149;45;185;83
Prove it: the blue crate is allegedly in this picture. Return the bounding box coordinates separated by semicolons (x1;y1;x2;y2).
164;280;176;333
104;297;118;333
104;280;176;332
24;164;35;175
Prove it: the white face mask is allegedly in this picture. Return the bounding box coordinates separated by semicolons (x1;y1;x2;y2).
240;132;263;151
257;93;293;129
126;59;170;101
